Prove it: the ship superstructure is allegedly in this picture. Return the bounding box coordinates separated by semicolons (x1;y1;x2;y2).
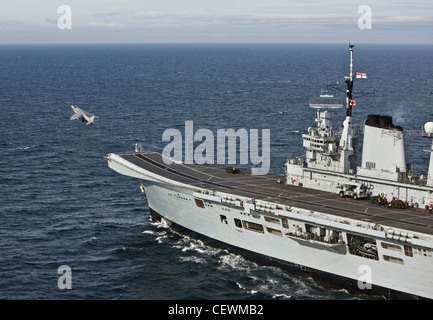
286;45;433;209
106;45;433;299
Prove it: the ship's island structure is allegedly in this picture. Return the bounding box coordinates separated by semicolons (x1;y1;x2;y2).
106;45;433;299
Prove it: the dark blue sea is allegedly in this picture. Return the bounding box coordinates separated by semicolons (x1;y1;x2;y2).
1;43;432;301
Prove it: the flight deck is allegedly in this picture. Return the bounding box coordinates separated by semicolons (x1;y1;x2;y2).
115;152;433;237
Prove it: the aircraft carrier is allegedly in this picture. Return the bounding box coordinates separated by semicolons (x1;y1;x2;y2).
106;45;433;299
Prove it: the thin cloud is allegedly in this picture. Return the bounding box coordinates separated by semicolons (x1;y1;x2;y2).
87;21;123;29
134;11;168;19
377;15;430;23
89;12;123;18
0;19;53;30
0;20;23;30
0;1;432;44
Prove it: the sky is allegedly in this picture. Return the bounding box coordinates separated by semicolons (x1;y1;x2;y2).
0;0;432;44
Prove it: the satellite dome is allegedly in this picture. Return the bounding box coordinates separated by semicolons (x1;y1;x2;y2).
425;122;433;134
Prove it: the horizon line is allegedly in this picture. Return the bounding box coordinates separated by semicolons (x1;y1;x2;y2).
1;41;432;46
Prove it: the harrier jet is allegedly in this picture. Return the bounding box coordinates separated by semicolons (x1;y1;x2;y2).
70;105;98;125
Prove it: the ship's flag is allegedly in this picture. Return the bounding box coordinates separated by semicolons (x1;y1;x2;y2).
356;72;367;79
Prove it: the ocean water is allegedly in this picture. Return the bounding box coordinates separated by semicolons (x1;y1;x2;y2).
1;43;432;300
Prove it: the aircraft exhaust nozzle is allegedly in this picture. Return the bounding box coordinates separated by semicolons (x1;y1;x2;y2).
86;116;95;125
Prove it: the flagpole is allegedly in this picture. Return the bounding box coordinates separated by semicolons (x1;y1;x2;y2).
338;44;356;174
346;44;355;117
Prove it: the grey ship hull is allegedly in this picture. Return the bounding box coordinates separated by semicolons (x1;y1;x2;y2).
106;151;433;299
148;208;413;299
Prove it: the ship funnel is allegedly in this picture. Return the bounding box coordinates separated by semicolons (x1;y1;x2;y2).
358;115;406;181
